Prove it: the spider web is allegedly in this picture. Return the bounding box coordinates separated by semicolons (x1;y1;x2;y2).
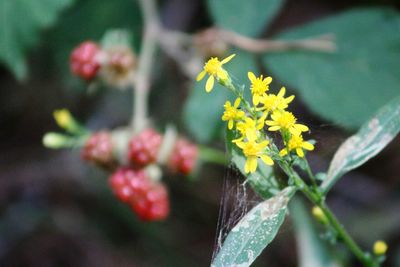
211;163;263;262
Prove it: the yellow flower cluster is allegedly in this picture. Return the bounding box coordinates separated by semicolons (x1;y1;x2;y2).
198;55;314;173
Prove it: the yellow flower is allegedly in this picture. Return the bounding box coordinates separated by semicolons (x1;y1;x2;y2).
373;241;388;255
196;54;235;92
259;87;294;113
265;111;309;135
279;134;314;157
235;130;273;173
234;115;265;143
222;98;245;129
53;109;73;129
248;72;272;105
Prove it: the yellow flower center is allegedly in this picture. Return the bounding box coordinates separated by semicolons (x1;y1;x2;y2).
222;104;238;120
204;57;222;75
251;76;269;95
262;94;281;110
277;112;296;129
288;134;303;149
242;142;260;157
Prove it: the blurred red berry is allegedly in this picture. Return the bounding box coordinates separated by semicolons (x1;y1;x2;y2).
81;131;114;166
128;129;163;166
131;182;169;221
169;139;198;175
109;168;150;203
70;41;101;80
109;168;169;221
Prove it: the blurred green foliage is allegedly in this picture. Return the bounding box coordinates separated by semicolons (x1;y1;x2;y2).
208;0;285;37
265;8;400;129
0;0;74;80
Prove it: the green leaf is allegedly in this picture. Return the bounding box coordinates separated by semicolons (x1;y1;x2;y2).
207;0;285;37
291;199;340;267
321;96;400;193
212;187;295;267
264;8;400;129
226;129;279;199
183;51;256;142
0;0;74;80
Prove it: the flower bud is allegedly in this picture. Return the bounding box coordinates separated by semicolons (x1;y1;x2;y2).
43;133;71;149
312;206;328;225
373;240;388;255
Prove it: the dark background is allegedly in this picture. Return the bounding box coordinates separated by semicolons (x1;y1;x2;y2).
0;0;399;266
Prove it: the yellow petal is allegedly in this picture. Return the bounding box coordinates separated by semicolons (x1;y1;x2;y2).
265;120;275;126
245;129;257;141
286;95;295;104
296;148;304;157
228;120;234;130
278;87;286;97
296;124;309;132
221;54;235;64
279;149;288;157
253;94;260;105
206;76;214;92
289;127;301;136
236;141;246;149
248;157;258;173
264;76;272;84
196;70;206;81
302;142;315;151
247;71;256;82
234;97;241;107
217;69;228;80
268;126;281;131
260;155;274;166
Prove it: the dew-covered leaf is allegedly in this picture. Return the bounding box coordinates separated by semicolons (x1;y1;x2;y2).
184;51;256;143
264;8;400;129
212;187;295;267
321;96;400;194
0;0;74;80
291;199;341;267
207;0;285;37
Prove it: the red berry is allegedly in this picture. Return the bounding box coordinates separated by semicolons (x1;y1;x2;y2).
128;129;163;167
109;168;170;221
168;139;198;175
81;131;114;166
70;41;101;80
109;168;150;203
131;182;169;221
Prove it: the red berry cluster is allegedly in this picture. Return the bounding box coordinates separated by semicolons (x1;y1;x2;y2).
80;128;198;221
169;138;199;175
70;41;101;80
81;131;114;166
128;129;163;166
109;168;169;221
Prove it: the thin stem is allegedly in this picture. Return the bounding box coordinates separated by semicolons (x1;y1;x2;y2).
279;161;376;267
131;0;160;132
318;203;375;267
198;146;228;166
304;158;318;189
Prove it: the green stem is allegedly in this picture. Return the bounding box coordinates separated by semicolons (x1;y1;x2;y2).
278;161;376;267
318;203;375;267
198;146;228;166
303;158;318;189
